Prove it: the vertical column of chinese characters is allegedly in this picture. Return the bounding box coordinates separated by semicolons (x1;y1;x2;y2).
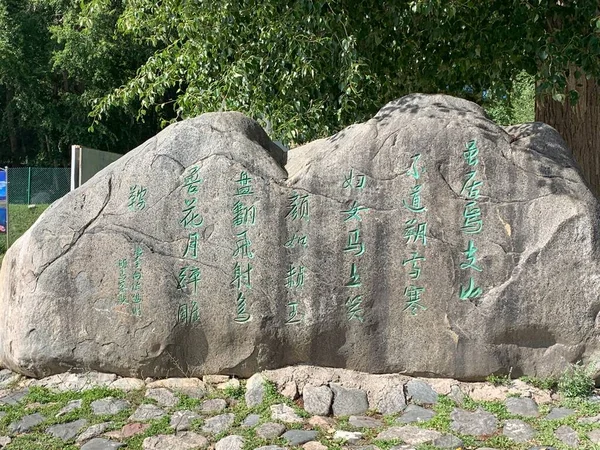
341;169;368;323
284;191;309;324
117;184;148;314
130;245;143;316
231;171;255;323
117;258;128;308
459;140;484;301
402;154;428;315
177;166;203;325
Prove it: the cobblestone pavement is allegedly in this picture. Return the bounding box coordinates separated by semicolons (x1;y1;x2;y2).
0;368;599;449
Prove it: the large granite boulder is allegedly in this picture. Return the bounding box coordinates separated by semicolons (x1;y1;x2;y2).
1;94;600;380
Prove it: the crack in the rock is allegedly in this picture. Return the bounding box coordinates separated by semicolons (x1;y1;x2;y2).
34;177;113;284
150;153;185;171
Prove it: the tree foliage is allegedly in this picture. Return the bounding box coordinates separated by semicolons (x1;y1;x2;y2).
86;0;599;146
0;0;598;163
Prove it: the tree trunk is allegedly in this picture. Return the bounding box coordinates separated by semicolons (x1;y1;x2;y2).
535;73;600;196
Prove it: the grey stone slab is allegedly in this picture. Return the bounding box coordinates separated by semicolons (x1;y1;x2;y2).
202;413;235;434
215;435;244;450
80;438;125;450
503;419;536;443
245;373;266;408
375;385;406;414
257;422;286;439
46;418;88;441
201;398;227;413
376;425;441;445
145;388;179;407
433;434;464;449
76;422;112;444
405;380;438;405
241;413;260;428
142;432;209;449
254;447;288;450
348;415;383;428
505;397;539;417
9;413;45;433
331;384;369;416
282;430;318;446
91;397;130;415
270;404;303;423
587;429;600;444
334;430;362;443
450;408;498;436
555;425;578;448
128;404;166;421
396;404;435;424
303;385;333;416
0;388;29;406
170;410;201;432
545;407;575;420
56;399;83;417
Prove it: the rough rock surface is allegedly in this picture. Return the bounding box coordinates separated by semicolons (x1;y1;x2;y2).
2;94;599;380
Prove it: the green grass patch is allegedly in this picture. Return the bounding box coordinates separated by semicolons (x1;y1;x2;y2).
0;204;50;264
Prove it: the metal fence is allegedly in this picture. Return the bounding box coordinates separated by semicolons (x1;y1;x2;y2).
7;167;70;205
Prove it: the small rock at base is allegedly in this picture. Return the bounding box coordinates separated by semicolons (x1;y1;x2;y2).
201;398;227;413
349;415;383;428
0;437;10;448
270;404;304;423
308;416;336;432
203;375;230;384
375;385;406;415
545;407;575;420
145;388;179;407
128;404;166;421
396;405;435;424
120;422;150;439
333;430;362;443
170;410;201;432
503;419;536;443
331;384;369;416
217;378;241;391
55;399;83;417
46;418;87;441
76;422;112;443
555;425;579;448
282;430;319;446
142;432;209;450
9;413;45;433
450;408;498;436
432;434;464;449
202;413;235;434
91;398;130;416
376;425;441;445
406;380;438;405
215;435;244;450
81;438;125;450
110;378;146;391
588;429;600;444
303;441;327;450
256;422;286;439
281;381;298;399
505;397;540;417
241;413;260;428
245;373;266;407
255;447;288;450
303;385;333;416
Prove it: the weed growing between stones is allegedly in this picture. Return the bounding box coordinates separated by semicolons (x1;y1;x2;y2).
521;375;559;391
486;374;512;386
558;361;596;398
